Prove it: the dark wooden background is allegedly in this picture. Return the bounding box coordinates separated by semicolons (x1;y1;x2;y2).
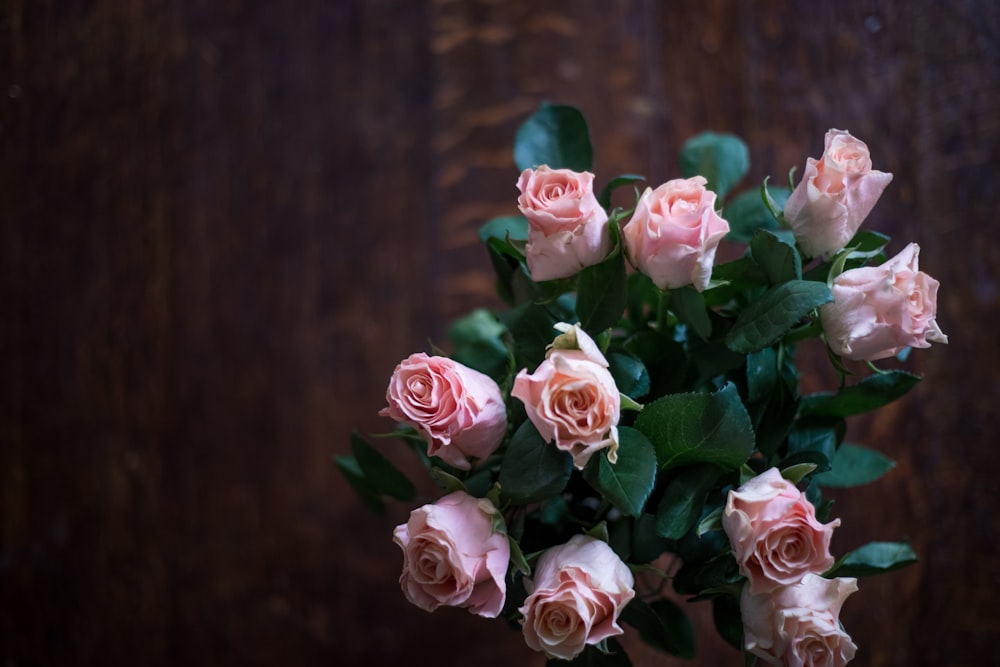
2;1;998;665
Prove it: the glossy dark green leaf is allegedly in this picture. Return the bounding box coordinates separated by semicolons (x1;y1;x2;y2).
679;132;750;199
479;215;529;243
607;352;650;400
598;173;645;210
635;382;755;471
725;281;833;353
621;597;696;658
351;434;416;501
712;595;745;651
723;186;789;243
801;371;921;417
746;347;777;404
670;285;712;341
501;302;560;373
334;455;385;514
448;308;509;381
515;103;593;172
825;541;917;577
583;427;657;517
656;464;722;540
814;443;896;488
750;229;802;284
576;224;627;335
499;420;572;504
630;513;669;563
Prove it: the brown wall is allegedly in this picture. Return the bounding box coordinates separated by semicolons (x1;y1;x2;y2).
2;1;998;665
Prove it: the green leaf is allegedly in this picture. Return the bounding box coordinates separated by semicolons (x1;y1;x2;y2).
669;285;712;340
621;597;696;658
508;536;532;576
334;455;385;514
350;434;416;501
548;638;632;667
746;347;777;404
723;186;790;243
607;352;650;400
825;541;917;578
801;371;921;417
673;551;743;596
501;302;560;373
515;103;593;172
630;513;669;563
725;280;833;354
635;382;755;471
697;506;724;536
814;443;896;488
761;176;791;221
576;223;627;335
712;595;745;651
448;309;509;380
499;420;573;504
583;427;657;517
750;229;802;284
679;132;750;199
598;174;645;210
780;462;817;484
479;215;529;244
656;464;722;540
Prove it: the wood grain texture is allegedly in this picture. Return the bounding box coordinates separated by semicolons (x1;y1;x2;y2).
1;0;997;665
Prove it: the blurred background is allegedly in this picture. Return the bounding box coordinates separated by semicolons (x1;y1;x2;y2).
2;0;998;664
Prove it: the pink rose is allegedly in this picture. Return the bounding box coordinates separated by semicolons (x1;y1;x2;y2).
393;491;510;617
723;468;840;595
380;353;507;470
519;535;635;660
517;166;611;281
621;176;730;292
784;129;893;259
741;573;858;666
821;243;948;361
511;324;620;469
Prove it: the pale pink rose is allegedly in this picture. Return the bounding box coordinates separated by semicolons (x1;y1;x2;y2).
511;324;620;469
519;535;635;660
723;468;840;595
821;243;948;361
784;129;893;258
517;165;611;281
621;176;730;292
380;353;507;470
741;573;859;666
393;491;510;617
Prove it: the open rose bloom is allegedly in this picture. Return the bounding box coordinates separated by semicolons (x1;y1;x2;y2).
381;353;507;470
517;165;611;281
741;573;859;667
723;468;840;595
784;129;893;259
393;491;510;618
821;243;948;361
622;175;729;292
511;324;620;469
519;535;635;660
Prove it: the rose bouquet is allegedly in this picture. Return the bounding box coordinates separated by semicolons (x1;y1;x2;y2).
338;104;947;665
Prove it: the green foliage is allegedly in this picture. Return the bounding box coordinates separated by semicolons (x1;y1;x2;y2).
499;420;573;504
576;222;628;335
583;427;657;517
621;597;697;658
726;280;833;353
515;102;593;172
635;383;755;471
801;371;921;417
656;464;722;540
814;443;896;488
724;185;790;243
825;541;918;577
680;131;750;199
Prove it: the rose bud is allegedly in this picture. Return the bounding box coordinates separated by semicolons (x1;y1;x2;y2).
784;129;893;259
723;467;840;595
519;535;635;660
741;573;859;667
380;353;507;470
621;175;729;293
517;165;612;281
821;243;948;361
511;324;620;469
393;491;510;618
